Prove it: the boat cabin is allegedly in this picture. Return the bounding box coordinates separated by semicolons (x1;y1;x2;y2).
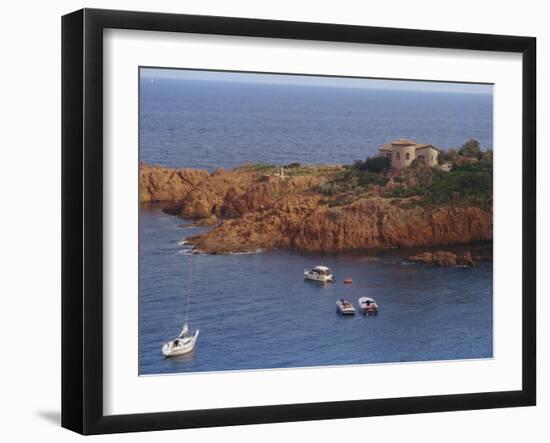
311;266;332;276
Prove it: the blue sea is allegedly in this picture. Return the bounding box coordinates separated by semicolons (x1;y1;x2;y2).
139;77;493;170
139;75;493;375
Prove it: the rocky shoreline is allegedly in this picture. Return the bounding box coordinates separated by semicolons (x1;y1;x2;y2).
407;250;489;267
140;162;493;254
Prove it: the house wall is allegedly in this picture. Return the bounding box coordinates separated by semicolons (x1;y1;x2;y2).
391;144;416;169
416;146;439;167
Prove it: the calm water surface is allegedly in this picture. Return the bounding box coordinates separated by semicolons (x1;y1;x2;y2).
139;205;492;375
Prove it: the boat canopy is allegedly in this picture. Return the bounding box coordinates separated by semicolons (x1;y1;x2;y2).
359;297;375;303
312;266;332;274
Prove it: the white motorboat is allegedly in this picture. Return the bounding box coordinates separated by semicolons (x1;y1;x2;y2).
162;323;199;357
336;299;356;315
304;265;335;283
358;296;379;315
162;252;200;357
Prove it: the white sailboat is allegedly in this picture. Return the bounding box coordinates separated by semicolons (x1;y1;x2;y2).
162;253;200;357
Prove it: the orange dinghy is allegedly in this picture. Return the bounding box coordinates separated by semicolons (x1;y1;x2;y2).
343;278;353;284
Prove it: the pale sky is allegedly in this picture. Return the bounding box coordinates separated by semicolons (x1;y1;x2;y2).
140;67;493;95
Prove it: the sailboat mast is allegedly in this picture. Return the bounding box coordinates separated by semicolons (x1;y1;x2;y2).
184;252;193;324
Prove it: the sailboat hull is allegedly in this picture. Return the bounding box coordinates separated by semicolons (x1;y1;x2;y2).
162;330;199;357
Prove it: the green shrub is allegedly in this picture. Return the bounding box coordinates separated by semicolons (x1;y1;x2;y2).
356;170;389;187
316;168;388;196
352;160;365;170
362;156;391;173
239;162;277;173
385;186;422;198
439;148;458;163
458;139;483;159
382;159;492;207
393;175;406;183
422;161;492;205
452;160;492;173
317;180;352;196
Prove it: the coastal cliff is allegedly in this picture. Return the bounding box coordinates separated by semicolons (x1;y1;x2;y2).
140;163;209;203
140;162;493;253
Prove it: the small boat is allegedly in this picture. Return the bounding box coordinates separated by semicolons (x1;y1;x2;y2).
162;323;199;357
304;265;334;283
336;299;355;315
162;252;200;357
343;278;353;284
358;296;379;315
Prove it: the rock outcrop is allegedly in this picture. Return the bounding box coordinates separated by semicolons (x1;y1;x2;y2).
187;198;492;253
140;164;493;254
408;250;477;267
140;163;209;203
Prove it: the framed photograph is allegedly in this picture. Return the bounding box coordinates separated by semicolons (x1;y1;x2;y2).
62;8;536;435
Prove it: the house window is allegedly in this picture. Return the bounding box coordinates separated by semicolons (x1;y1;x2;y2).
431;156;434;161
405;152;410;160
396;152;400;160
386;153;392;160
418;155;425;161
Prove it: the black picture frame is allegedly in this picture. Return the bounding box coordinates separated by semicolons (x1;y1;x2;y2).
62;8;536;435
